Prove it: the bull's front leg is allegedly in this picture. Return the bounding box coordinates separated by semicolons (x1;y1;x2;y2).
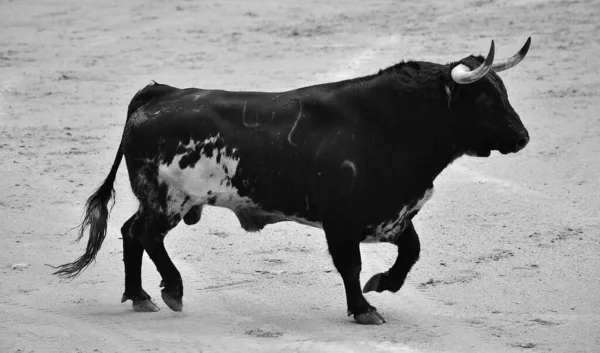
363;220;420;293
323;217;387;325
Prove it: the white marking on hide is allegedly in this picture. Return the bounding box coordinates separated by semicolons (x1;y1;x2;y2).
248;208;323;229
341;160;357;178
445;85;452;108
128;109;149;127
363;188;434;243
191;105;204;113
241;103;260;128
157;135;325;231
157;135;252;211
362;205;408;244
242;103;246;118
341;160;357;189
192;92;209;101
287;99;303;147
154;106;168;115
413;188;434;212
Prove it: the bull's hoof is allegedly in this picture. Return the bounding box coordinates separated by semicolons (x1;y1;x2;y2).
161;291;183;312
354;310;387;325
363;272;402;293
132;299;160;312
183;205;202;225
121;289;160;312
363;273;386;293
159;279;183;312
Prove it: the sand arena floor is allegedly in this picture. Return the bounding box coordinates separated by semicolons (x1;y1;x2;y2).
1;0;599;352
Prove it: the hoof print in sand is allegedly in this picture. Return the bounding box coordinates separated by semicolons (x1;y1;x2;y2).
244;329;283;338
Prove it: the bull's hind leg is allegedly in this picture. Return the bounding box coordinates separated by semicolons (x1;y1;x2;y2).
363;221;420;293
127;162;187;312
146;236;184;312
130;210;183;312
120;213;159;312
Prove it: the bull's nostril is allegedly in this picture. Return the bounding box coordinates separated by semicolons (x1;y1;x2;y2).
516;137;529;150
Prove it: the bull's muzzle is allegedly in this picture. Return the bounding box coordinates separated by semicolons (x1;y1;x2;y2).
502;131;529;154
515;134;529;152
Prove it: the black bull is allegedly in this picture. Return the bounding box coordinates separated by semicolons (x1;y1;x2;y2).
54;38;531;325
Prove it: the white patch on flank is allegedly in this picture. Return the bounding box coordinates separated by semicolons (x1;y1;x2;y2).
157;135;252;211
363;188;434;243
157;135;322;230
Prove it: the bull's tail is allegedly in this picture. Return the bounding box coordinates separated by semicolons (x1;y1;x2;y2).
52;143;124;279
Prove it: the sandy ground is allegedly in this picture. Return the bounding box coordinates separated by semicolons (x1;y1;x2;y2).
1;0;599;352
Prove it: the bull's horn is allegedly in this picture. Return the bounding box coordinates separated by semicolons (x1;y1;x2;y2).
492;37;531;73
451;40;495;84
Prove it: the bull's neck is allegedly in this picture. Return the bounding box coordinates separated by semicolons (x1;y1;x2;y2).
349;72;463;183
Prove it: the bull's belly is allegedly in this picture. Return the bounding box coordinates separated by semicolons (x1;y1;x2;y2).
362;188;434;243
156;135;321;232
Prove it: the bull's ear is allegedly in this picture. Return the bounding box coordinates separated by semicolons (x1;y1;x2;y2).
444;81;460;109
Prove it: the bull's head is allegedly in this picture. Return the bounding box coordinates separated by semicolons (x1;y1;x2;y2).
446;38;531;157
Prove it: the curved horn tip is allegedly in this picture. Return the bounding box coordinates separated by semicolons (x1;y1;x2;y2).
485;40;496;64
521;37;532;55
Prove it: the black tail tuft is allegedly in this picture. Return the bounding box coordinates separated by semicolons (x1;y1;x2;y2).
52;145;123;279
